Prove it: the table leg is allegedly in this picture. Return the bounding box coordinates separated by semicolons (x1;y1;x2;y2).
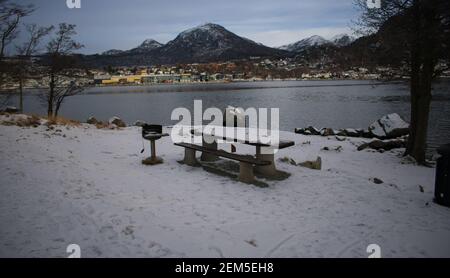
183;148;199;166
255;146;278;177
239;161;255;183
201;136;219;162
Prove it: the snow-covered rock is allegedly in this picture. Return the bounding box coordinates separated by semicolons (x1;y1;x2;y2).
344;128;360;137
4;106;19;113
108;116;126;128
133;120;147;127
369;113;409;139
369;121;386;138
86;116;99;125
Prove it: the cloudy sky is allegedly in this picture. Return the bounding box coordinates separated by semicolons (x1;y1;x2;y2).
17;0;359;54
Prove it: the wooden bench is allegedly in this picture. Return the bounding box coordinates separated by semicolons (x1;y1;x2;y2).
174;142;271;184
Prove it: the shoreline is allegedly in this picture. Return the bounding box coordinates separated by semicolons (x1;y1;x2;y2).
4;75;450;93
0;78;409;94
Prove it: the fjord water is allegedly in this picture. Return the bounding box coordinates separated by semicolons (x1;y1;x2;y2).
17;80;450;153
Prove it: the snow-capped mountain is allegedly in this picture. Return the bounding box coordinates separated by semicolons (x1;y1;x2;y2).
101;39;163;56
101;49;124;56
85;23;287;66
128;39;163;54
153;23;285;64
279;34;356;53
331;34;356;47
279;35;330;52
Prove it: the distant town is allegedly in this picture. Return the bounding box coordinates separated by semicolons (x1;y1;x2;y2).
2;55;450;91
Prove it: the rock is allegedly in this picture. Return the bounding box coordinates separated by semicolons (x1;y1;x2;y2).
419;185;425;193
294;128;305;134
368;120;386;138
306;126;321;135
361;129;373;138
336;129;347;136
107;123;118;129
320;128;335;136
4;106;19;113
134;120;147;127
380;113;409;138
344;128;360;137
368;113;409;139
357;139;406;151
279;157;297;166
298;156;322;170
108;116;126;128
86;116;99;125
372;177;384;184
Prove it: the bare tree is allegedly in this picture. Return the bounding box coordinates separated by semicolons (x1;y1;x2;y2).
40;23;84;118
11;24;53;112
354;0;450;164
0;0;34;108
0;0;34;59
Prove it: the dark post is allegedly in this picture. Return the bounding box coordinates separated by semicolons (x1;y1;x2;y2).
435;144;450;207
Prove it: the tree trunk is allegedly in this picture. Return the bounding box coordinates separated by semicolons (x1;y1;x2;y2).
19;77;23;112
405;0;436;165
48;73;55;118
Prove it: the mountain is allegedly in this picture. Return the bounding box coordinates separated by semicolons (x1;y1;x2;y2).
127;39;163;54
101;49;124;56
331;34;356;47
279;35;330;52
149;23;287;64
279;34;356;53
101;39;163;56
82;23;287;67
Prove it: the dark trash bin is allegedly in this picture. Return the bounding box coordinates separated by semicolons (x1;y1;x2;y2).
435;144;450;207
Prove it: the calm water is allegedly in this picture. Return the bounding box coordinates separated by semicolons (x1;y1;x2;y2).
9;80;450;153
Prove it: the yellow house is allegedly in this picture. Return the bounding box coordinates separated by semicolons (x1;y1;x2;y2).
101;72;149;85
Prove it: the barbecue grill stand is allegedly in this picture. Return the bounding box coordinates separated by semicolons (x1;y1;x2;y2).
141;124;169;165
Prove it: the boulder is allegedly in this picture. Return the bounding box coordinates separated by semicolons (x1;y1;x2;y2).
294;128;305;134
4;106;19;113
108;116;126;128
368;120;386;138
298;156;322;170
86;116;99;125
368;113;409;139
357;139;406;151
372;177;384;184
306;126;321;135
379;113;409;138
134;120;147;127
320;128;335;136
344;128;360;137
336;129;347;136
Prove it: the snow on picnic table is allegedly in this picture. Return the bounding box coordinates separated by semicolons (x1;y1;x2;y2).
0;120;449;258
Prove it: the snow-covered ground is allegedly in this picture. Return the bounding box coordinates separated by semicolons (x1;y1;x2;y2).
1;115;449;258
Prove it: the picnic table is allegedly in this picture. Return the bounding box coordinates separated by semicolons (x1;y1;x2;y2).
175;126;295;184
